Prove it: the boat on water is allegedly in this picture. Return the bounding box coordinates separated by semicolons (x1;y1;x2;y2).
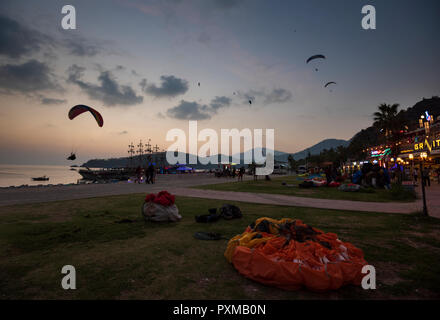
32;176;49;181
78;168;136;181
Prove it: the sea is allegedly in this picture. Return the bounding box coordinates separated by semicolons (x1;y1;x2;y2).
0;164;83;188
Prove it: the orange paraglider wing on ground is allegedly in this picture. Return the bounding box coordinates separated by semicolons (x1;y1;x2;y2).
225;218;367;292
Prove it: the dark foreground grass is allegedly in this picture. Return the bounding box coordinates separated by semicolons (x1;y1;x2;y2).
195;175;417;203
0;195;439;300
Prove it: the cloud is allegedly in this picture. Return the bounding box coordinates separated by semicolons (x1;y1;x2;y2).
0;15;49;58
0;15;112;60
166;96;231;120
163;88;290;120
0;60;59;93
40;97;67;105
263;88;292;104
236;88;292;105
67;65;143;107
62;35;103;57
143;75;189;98
206;96;231;113
157;112;166;119
139;78;148;91
167;100;211;120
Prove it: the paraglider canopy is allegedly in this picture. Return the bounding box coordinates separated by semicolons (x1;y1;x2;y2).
68;105;104;127
306;54;326;64
324;81;337;88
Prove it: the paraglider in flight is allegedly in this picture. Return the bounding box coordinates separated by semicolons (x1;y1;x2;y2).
324;81;337;88
306;54;326;64
68;105;104;127
67;152;76;161
325;81;337;92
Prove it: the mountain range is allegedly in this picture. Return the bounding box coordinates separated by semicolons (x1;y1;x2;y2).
81;138;349;168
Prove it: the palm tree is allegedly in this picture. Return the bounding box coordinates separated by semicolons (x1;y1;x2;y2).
373;103;400;137
373;103;405;154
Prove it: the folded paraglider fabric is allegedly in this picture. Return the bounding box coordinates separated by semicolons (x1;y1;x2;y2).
311;179;326;187
225;218;367;292
142;191;181;222
338;184;361;192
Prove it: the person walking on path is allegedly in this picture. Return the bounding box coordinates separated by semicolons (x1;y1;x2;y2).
422;166;431;187
238;167;245;182
147;162;156;184
436;167;440;184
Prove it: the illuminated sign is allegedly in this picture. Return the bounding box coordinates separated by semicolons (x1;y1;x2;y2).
370;148;391;158
425;111;432;122
414;138;440;152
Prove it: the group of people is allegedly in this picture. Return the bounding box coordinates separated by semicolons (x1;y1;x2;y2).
349;162;440;189
350;163;391;189
412;166;440;187
215;166;246;181
324;166;346;185
135;162;156;184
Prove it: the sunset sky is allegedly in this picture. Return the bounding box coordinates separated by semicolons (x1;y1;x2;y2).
0;0;439;165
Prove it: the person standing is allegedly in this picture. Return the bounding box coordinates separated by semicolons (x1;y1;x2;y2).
413;168;418;186
135;165;142;184
422;166;431;187
148;162;155;184
238;166;245;182
325;166;332;185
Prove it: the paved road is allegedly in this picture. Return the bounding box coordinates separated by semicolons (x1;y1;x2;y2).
1;174;438;218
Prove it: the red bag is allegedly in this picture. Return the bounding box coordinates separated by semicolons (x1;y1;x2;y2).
145;191;175;207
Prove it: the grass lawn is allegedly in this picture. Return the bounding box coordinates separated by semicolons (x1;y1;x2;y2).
0;194;439;299
194;175;417;203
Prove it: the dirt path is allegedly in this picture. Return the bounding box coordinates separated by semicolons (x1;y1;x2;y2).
168;187;422;215
1;175;438;218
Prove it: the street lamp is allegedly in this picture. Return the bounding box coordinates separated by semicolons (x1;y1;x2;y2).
420;152;428;216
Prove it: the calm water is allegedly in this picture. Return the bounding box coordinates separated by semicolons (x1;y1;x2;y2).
0;164;83;187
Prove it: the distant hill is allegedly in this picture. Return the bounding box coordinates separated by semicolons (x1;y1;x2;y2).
82;97;439;168
347;96;440;158
82;139;349;168
287;139;350;161
401;96;440;129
